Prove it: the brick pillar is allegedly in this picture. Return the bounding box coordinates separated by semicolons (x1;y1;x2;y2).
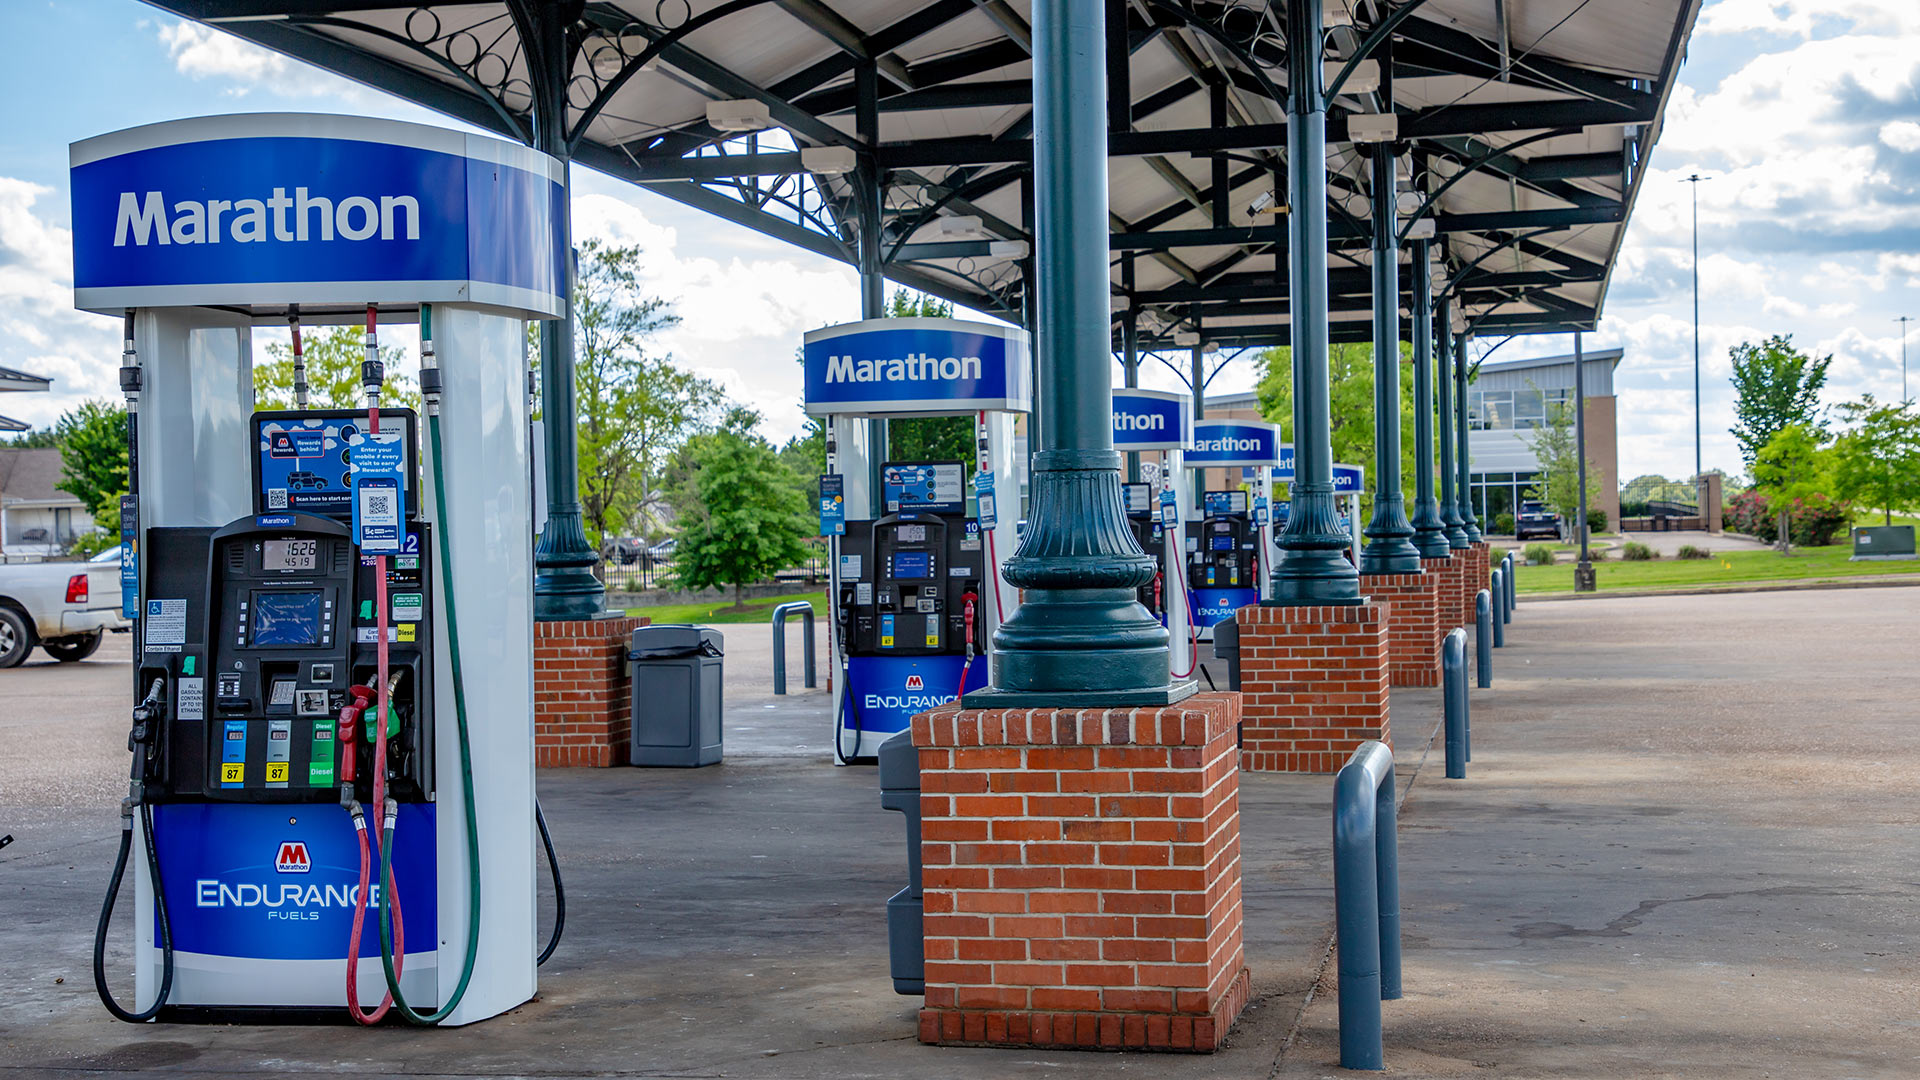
1465;544;1491;626
534;615;647;767
1366;572;1441;687
1234;603;1390;773
913;694;1250;1053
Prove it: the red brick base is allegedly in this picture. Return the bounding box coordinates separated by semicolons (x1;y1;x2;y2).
534;615;647;767
1463;544;1491;626
1364;572;1442;687
1233;602;1390;773
912;694;1249;1053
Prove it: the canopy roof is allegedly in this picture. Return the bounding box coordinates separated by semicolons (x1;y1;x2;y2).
151;0;1697;352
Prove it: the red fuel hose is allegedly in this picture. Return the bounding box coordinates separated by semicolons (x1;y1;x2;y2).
955;592;978;701
1169;542;1201;679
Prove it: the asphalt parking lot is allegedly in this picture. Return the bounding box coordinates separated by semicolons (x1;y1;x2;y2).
3;588;1917;1078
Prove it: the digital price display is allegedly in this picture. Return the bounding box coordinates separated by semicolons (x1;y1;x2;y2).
262;539;319;572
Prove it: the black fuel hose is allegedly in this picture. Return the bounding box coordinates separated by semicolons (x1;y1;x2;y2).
94;802;173;1022
536;799;565;966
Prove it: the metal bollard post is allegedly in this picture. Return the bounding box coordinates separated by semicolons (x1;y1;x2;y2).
1442;628;1468;779
1475;589;1492;689
1490;570;1505;648
770;601;816;695
1333;741;1401;1071
1503;553;1515;623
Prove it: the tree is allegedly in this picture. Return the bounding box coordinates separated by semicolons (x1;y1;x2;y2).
3;428;58;448
1729;335;1831;468
1524;396;1604;530
1829;395;1920;525
568;238;720;545
665;407;811;608
1256;340;1417;513
255;326;419;411
1751;423;1835;554
53;400;129;529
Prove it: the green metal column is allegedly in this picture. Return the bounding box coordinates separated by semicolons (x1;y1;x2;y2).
528;1;605;620
856;60;889;491
1456;330;1482;542
968;0;1186;707
1360;142;1419;574
1437;298;1467;548
1408;241;1448;558
1122;253;1140;484
1271;0;1362;605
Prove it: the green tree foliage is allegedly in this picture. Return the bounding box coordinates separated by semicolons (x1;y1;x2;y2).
1525;396;1604;527
1729;335;1831;468
1751;423;1837;553
3;428;58;448
1829;395;1920;525
255;326;418;411
1256;340;1416;513
666;407;812;608
569;238;720;545
53;400;129;526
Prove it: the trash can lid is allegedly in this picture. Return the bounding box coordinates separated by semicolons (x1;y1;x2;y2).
629;623;724;657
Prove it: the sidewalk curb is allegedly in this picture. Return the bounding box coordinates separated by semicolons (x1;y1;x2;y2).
1519;575;1920;603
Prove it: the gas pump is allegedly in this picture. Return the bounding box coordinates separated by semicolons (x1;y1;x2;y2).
803;318;1029;764
1112;388;1195;674
1183;420;1281;637
78;114;557;1025
1269;453;1367;569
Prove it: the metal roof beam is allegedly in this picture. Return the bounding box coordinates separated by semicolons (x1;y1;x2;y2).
1517;151;1625;181
773;0;917;89
1391;17;1653;110
766;0;981;100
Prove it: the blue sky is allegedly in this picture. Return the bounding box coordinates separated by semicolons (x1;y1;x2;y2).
3;0;1918;485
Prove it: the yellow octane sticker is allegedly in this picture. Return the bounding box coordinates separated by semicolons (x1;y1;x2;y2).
266;762;289;783
221;763;245;784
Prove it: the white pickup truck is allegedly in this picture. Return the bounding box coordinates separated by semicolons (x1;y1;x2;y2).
0;552;129;666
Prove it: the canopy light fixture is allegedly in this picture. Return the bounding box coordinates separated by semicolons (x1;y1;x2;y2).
1405;218;1437;240
1173;330;1201;347
989;239;1030;259
706;99;772;132
1348;114;1399;144
1323;3;1354;28
1326;59;1380;96
801;145;857;175
936;215;985;239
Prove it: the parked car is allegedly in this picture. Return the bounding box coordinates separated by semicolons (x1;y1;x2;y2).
0;558;129;666
601;536;646;565
1514;501;1563;540
645;538;677;565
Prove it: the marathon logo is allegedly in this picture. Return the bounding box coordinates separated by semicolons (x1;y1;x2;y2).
1194;435;1266;454
1114;411;1167;431
274;841;311;874
824;351;982;384
114;188;421;246
905;675;925;690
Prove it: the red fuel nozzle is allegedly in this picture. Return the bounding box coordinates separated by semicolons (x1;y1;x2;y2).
337;685;374;785
1154;571;1164;613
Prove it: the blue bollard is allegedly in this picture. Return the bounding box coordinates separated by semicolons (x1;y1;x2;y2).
1475;589;1492;689
1503;553;1515;623
1490;571;1505;648
1442;628;1468;779
1333;741;1401;1071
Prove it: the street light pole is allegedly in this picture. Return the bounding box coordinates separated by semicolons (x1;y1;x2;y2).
1897;315;1912;405
1685;173;1710;510
1574;331;1595;593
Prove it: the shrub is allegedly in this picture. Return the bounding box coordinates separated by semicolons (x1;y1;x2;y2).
1493;512;1516;535
1524;543;1557;566
1726;488;1773;539
1587;508;1608;532
1622;541;1655;561
1588;545;1609;561
1676;544;1712;560
1725;488;1851;546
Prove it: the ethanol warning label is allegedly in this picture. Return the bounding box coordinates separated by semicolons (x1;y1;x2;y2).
146;599;187;645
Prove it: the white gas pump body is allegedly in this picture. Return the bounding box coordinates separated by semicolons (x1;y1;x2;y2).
74;114;557;1025
1112;388;1194;674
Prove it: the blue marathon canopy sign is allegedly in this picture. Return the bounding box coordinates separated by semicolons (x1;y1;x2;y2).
1271;453;1366;494
1187;419;1281;467
802;317;1031;416
69;114;565;318
1111;388;1191;451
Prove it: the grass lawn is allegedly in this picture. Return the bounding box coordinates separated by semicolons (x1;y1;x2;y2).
625;590;828;625
1512;544;1920;595
1852;509;1920;530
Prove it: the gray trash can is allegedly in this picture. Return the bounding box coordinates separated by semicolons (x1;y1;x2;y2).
629;624;724;767
877;730;923;995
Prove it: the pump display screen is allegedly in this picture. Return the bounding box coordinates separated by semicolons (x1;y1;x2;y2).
262;539;319;572
251;590;325;647
1210;535;1235;552
893;552;932;579
1123;483;1151;513
1205;490;1249;516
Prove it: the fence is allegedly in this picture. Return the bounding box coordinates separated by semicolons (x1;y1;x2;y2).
1333;740;1402;1071
601;555;829;595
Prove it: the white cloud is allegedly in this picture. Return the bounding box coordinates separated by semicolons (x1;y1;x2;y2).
0;180;121;431
157;21;387;106
1698;0;1920;39
1880;120;1920;152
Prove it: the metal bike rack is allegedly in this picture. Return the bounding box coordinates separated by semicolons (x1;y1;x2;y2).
770;601;816;695
1333;740;1402;1071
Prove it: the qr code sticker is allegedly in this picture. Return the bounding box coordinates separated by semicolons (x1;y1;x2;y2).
267;489;288;509
366;492;394;518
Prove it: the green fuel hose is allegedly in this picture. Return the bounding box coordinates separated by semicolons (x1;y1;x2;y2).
373;369;483;1024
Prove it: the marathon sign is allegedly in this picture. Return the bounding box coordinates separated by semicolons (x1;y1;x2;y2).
69;113;565;317
803;318;1031;416
1272;454;1367;494
1186;419;1281;467
1111;388;1191;451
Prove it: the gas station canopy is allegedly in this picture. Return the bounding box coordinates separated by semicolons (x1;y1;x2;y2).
152;1;1696;349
